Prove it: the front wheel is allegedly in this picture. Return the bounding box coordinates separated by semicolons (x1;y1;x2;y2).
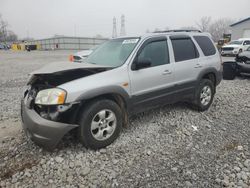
78;99;122;149
192;79;215;111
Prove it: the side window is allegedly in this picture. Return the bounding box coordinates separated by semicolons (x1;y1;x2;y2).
171;37;199;62
193;36;216;56
243;40;250;45
137;40;169;67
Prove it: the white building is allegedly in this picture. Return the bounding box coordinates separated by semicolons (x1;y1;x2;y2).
230;17;250;40
29;36;108;50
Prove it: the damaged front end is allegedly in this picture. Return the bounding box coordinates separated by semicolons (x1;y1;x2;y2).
21;62;111;150
26;67;108;123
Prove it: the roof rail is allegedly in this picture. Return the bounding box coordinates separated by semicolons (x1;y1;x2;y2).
153;29;202;33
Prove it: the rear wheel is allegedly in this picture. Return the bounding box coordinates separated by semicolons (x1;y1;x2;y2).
192;79;215;111
78;99;122;149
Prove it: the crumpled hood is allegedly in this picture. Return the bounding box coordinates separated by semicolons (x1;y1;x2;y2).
222;44;241;49
30;61;111;75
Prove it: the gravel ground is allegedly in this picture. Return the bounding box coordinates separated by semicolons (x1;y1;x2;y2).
0;50;250;187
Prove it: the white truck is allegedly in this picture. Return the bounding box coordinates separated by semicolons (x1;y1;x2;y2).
221;38;250;56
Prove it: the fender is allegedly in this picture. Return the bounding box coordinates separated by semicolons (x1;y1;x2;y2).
76;85;131;107
196;67;222;86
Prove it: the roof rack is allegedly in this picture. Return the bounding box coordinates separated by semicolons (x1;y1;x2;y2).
153;29;202;33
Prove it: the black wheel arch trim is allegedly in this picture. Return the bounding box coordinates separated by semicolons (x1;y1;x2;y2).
76;85;131;108
197;67;222;86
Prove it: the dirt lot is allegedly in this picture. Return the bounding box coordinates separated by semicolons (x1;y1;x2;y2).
0;50;250;187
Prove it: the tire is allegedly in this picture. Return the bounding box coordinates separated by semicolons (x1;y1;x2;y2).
78;99;122;150
192;79;215;111
223;61;237;80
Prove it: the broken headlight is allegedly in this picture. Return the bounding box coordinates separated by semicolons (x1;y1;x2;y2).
35;88;66;105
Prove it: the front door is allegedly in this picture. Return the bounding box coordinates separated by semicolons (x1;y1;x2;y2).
128;37;175;112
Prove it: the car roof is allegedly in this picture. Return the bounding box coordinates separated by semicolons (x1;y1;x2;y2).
239;38;250;41
116;31;212;40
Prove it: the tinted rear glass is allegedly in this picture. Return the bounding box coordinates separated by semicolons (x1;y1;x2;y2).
171;38;199;62
194;36;216;56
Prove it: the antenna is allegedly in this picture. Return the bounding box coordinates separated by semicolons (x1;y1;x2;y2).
120;14;126;36
112;17;117;38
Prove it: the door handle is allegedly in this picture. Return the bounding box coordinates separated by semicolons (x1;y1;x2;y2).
194;64;202;68
162;70;172;75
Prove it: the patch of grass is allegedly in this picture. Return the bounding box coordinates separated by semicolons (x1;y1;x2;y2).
0;158;38;180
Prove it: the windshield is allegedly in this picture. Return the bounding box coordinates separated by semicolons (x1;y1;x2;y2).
86;38;139;67
229;40;243;45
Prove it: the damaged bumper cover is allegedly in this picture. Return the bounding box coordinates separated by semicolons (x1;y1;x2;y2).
21;100;78;150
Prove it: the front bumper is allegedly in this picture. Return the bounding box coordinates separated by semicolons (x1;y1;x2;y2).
21;100;78;150
221;50;239;56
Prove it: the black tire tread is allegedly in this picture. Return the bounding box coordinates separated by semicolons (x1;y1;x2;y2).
77;99;122;150
192;79;215;112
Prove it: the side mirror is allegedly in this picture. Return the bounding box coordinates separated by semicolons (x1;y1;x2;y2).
133;58;151;70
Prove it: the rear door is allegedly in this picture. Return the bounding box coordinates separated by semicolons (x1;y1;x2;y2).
169;35;201;98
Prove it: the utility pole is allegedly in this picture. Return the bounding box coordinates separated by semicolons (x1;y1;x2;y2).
120;15;126;36
112;17;117;38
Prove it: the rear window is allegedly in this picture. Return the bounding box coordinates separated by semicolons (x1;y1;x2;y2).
194;36;216;56
171;37;199;62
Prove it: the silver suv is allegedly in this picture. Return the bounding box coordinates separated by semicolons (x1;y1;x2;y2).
21;30;222;150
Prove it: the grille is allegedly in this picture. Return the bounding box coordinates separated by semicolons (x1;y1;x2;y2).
222;47;234;51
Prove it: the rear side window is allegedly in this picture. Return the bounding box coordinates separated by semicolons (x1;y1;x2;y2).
194;36;216;56
171;37;199;62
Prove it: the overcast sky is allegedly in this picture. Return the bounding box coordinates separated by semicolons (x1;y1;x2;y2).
0;0;249;39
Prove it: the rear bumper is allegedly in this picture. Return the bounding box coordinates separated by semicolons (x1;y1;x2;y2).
213;66;223;86
216;70;223;85
21;100;78;150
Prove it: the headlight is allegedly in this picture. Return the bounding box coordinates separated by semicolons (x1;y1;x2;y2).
35;88;66;105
